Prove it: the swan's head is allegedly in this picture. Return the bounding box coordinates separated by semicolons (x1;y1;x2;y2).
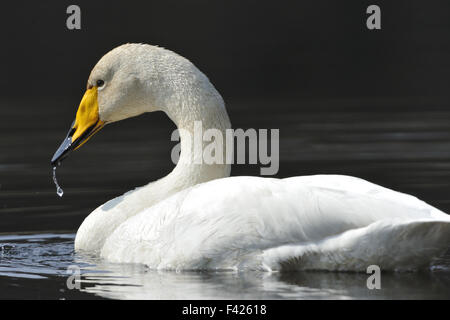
51;43;225;166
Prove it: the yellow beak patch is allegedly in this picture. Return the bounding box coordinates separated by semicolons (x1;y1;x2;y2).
72;87;105;149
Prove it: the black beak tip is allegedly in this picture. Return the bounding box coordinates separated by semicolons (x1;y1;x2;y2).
50;155;61;167
51;137;73;167
51;121;76;167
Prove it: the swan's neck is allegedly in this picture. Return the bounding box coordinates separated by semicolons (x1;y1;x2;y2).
164;102;232;192
124;97;232;212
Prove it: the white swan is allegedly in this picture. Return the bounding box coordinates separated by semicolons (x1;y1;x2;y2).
52;43;450;272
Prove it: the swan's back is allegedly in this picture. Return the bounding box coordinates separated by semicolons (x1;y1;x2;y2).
101;175;450;271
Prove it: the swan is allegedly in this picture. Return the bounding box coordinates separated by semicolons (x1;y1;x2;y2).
51;43;450;272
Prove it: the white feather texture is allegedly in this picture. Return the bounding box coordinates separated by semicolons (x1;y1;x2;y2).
74;44;450;271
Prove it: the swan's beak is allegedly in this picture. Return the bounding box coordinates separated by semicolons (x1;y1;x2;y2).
51;87;105;166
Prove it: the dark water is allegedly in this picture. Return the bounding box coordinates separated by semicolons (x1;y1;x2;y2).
1;96;450;299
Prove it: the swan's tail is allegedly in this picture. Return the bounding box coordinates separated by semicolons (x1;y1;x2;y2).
262;219;450;272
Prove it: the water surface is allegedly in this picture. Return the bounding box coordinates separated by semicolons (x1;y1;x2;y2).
1;233;449;300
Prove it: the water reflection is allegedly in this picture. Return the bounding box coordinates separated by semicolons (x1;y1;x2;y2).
80;259;450;300
1;233;449;299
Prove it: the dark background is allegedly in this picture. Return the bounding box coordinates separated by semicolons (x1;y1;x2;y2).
1;0;450;232
2;0;450;99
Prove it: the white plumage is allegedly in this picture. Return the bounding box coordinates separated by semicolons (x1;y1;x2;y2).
100;175;450;271
73;44;450;271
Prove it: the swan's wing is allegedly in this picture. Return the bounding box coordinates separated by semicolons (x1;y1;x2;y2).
262;218;450;272
101;175;450;270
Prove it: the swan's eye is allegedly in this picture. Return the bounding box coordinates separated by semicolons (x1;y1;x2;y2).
97;80;105;88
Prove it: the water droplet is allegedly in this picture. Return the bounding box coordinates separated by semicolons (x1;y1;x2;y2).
52;166;64;197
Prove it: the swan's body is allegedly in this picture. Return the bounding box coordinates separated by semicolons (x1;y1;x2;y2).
99;175;450;271
52;43;449;271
